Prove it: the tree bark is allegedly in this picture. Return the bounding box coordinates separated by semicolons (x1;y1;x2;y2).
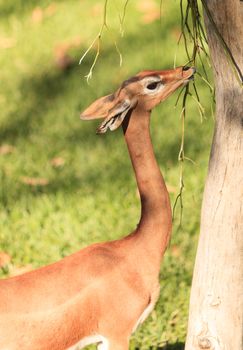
185;1;243;349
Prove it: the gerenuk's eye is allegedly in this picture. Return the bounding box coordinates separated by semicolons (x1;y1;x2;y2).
146;82;160;90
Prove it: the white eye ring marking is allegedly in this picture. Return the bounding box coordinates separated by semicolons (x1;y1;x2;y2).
143;79;164;95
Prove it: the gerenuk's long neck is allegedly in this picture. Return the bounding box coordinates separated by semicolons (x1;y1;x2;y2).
123;106;172;263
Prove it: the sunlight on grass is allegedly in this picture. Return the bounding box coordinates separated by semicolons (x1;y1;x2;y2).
0;0;213;348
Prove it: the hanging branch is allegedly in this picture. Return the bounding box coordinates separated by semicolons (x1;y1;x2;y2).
119;0;130;36
173;0;242;223
173;84;189;225
173;0;210;223
79;0;126;81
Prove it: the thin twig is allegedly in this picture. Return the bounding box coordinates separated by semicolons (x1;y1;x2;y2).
173;85;189;225
119;0;130;36
79;0;124;81
173;0;217;224
174;86;186;108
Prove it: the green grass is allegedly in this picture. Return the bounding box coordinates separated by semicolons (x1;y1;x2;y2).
0;1;214;349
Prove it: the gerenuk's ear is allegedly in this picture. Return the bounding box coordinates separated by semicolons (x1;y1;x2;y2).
80;93;117;120
96;99;133;134
81;93;135;134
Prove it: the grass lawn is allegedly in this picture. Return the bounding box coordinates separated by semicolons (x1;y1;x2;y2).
0;0;214;349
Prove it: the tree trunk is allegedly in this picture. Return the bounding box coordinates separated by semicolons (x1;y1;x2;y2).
185;1;243;349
